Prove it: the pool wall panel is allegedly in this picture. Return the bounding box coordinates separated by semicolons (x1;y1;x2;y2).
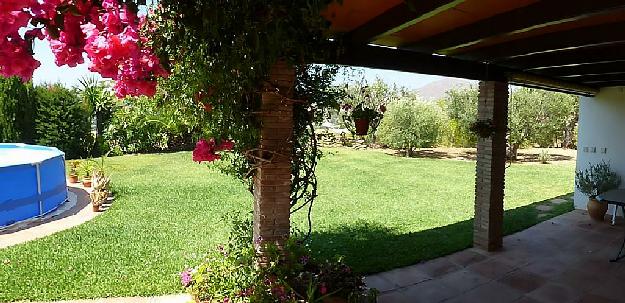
0;144;68;227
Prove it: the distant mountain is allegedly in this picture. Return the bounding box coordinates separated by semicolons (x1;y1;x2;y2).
416;78;476;101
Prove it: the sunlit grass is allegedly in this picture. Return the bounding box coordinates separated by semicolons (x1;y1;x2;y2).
0;148;574;301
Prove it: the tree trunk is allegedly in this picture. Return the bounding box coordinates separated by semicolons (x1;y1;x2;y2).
507;143;519;161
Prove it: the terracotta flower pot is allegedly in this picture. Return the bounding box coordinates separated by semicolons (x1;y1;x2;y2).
92;203;100;212
68;174;79;184
82;179;92;188
354;118;370;136
587;197;608;221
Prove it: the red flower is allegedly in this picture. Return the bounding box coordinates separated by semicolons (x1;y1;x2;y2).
319;283;327;295
192;139;220;163
192;138;234;163
203;103;213;112
216;140;234;151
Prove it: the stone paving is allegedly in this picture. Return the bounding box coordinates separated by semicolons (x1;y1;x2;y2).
0;184;97;249
366;209;625;303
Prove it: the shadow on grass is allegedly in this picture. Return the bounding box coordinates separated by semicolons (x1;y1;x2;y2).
309;193;574;274
389;148;573;163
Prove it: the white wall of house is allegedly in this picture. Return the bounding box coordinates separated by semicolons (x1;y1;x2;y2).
575;87;625;212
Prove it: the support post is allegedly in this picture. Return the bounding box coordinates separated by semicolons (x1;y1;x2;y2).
474;80;508;251
253;60;295;252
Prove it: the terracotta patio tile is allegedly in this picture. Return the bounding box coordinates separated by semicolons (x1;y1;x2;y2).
444;281;523;303
526;282;583;303
447;249;488;268
467;257;516;280
363;274;397;293
576;293;620;303
522;258;568;279
492;249;534;268
437;269;490;294
401;278;460;303
376;290;412;303
378;265;430;288
513;296;543;303
498;269;546;293
415;257;461;278
551;268;605;293
588;273;625;301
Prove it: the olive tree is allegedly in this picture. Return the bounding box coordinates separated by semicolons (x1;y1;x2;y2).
508;87;578;159
377;98;446;156
441;86;478;147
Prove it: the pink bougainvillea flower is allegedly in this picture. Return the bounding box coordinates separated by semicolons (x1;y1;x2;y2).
203;103;213;112
0;0;167;96
179;268;192;287
216;140;234;151
319;283;327;295
192;139;220;163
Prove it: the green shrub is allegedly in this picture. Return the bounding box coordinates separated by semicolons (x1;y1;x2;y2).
0;77;36;143
440;86;478;147
105;96;202;154
183;216;376;303
34;85;93;159
377;99;446;155
576;160;621;198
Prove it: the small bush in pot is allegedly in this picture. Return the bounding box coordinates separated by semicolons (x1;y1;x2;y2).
576;160;621;221
78;160;96;188
67;160;80;183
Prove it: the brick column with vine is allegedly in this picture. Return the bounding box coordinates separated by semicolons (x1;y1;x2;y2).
474;80;508;251
253;60;295;252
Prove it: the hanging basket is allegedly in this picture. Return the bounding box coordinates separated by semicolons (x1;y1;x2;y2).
354;118;370;136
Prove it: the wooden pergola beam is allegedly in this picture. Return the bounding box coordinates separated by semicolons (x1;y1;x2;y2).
403;0;625;53
530;61;625;77
345;0;463;44
452;22;625;62
508;73;598;96
505;42;625;70
327;44;507;81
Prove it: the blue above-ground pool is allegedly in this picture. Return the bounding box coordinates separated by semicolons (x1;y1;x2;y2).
0;143;68;227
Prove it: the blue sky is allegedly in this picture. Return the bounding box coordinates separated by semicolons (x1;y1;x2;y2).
31;40;443;89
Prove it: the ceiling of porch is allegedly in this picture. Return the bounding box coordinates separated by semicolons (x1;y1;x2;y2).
323;0;625;95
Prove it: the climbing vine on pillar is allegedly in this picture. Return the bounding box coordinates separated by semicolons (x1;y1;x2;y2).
150;0;342;233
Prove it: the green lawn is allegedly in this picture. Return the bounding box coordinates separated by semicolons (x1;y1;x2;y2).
0;148;574;302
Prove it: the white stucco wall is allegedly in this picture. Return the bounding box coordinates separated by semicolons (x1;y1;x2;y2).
574;87;625;212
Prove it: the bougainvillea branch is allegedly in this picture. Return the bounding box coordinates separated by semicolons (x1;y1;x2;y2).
0;0;167;97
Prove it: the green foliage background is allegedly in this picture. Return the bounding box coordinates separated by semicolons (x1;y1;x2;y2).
377;97;446;153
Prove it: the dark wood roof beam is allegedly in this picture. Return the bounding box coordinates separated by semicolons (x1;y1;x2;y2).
346;0;464;44
452;21;625;61
533;61;625;76
326;44;507;81
503;43;625;70
403;0;625;54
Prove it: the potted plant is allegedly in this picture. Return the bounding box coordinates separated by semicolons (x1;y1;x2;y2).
576;160;621;221
67;160;80;184
90;155;111;212
346;103;383;136
79;160;95;188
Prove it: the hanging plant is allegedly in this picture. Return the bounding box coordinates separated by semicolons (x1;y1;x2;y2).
470;119;496;138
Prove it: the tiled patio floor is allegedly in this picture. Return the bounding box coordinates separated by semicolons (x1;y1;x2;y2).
365;210;625;303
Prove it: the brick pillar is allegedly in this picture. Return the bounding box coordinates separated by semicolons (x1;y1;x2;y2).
474;80;508;251
253;60;295;252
